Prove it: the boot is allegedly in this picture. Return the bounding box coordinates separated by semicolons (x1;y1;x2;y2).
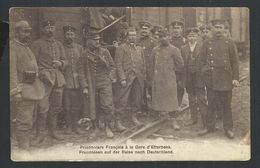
72;112;84;135
105;124;114;138
115;119;126;132
17;135;30;151
65;126;72;134
90;120;99;138
48;115;64;140
172;118;180;130
131;113;141;125
31;113;47;146
65;110;73;134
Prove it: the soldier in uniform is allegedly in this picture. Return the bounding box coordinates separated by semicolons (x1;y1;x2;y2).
151;25;163;40
78;27;115;138
181;28;207;128
150;29;184;126
198;19;239;139
199;25;212;41
170;18;186;109
62;25;84;135
10;20;45;150
136;21;156;111
114;27;146;128
31;20;67;144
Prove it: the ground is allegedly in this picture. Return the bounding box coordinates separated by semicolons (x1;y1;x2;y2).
11;59;250;161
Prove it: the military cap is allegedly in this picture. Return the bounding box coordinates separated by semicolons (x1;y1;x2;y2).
14;20;32;30
185;27;199;36
85;26;101;40
210;19;226;26
199;25;211;31
41;19;55;28
171;18;184;28
138;20;152;29
63;25;76;33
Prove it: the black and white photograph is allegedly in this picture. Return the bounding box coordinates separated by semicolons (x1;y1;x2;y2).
9;7;250;161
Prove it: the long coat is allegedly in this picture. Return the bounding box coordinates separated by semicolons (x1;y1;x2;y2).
78;47;115;120
151;44;184;112
10;39;45;100
200;36;239;91
181;41;205;89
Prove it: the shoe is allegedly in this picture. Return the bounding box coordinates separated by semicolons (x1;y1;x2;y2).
172;118;180;130
131;113;141;125
30;134;45;146
185;120;197;126
105;126;114;138
65;126;72;134
225;130;235;139
74;127;85;135
49;130;64;140
115;119;127;132
198;128;215;136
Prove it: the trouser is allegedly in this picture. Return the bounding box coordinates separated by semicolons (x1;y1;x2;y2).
95;75;114;124
63;88;82;130
206;88;233;131
15;100;37;149
177;84;184;106
115;77;142;118
187;87;207;126
37;83;63;136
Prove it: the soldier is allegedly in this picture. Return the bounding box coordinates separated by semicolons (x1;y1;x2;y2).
150;29;184;128
31;20;67;144
114;27;146;128
151;25;163;41
62;25;84;135
170;18;187;109
198;19;239;139
136;21;156;110
199;25;212;41
78;27;115;138
181;28;207;128
10;20;45;150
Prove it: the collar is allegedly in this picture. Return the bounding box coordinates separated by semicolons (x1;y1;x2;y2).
64;42;74;48
14;39;28;46
189;41;197;47
42;36;55;42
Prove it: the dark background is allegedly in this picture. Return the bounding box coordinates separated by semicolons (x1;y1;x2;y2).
0;0;259;168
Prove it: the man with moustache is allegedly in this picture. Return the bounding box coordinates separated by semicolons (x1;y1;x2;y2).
136;21;156;111
114;27;146;129
169;18;186;130
198;19;239;139
31;20;67;144
62;25;84;135
78;26;116;138
10;20;45;150
151;29;184;128
181;27;207;128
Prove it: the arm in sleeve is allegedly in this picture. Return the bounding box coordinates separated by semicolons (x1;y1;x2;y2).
77;55;88;89
30;40;41;62
173;47;184;72
58;42;68;69
199;41;208;73
114;46;126;82
229;40;239;80
104;49;117;81
10;46;22;96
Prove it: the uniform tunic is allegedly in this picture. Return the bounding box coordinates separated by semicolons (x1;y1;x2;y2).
151;44;184;112
10;39;45;137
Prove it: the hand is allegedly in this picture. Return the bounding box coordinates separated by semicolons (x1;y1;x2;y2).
232;80;240;87
83;88;89;95
121;80;127;87
52;60;62;68
13;93;22;102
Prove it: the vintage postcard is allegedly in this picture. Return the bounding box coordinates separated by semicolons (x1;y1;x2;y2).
9;7;250;161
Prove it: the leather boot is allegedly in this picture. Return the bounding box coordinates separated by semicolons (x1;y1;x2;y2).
31;113;47;146
172;118;180;130
65;110;73;134
17;135;30;151
105;123;114;138
72;113;84;135
48;114;64;140
115;119;126;132
131;113;141;125
90;120;99;138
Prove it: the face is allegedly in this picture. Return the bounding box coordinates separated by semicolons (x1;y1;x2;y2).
17;27;31;43
64;31;76;44
172;26;183;37
212;24;225;37
187;34;198;43
42;25;56;37
140;27;150;37
128;32;137;43
201;29;212;39
87;38;100;48
159;36;169;46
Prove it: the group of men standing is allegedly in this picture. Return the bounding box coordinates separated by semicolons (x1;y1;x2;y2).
10;16;239;152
